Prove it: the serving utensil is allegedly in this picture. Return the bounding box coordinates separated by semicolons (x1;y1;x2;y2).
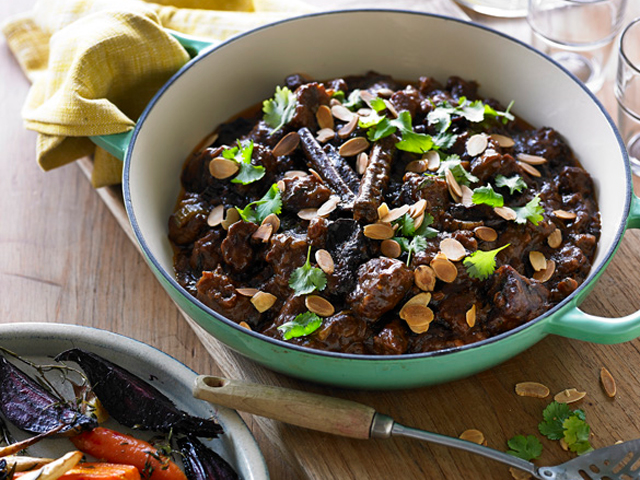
194;375;640;479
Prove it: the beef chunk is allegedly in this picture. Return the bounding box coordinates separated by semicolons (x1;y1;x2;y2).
190;229;225;273
168;193;210;245
372;319;409;355
289;82;331;131
348;258;413;322
221;221;259;274
281;175;333;211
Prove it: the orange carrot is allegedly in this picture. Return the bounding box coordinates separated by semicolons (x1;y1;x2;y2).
15;463;141;480
70;428;187;480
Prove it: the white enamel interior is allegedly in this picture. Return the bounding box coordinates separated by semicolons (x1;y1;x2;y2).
126;11;628;308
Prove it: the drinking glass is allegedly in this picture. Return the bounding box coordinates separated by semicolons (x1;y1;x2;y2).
616;18;640;175
527;0;627;93
453;0;528;18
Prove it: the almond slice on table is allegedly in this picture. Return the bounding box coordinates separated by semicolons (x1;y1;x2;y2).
494;206;517;221
284;170;308;178
406;159;429;173
262;213;281;232
316;128;335;143
317;196;340;217
459;429;486;445
221;207;240;230
553;209;577;220
600;367;617;398
424;150;440;171
236;287;259;297
252;223;273;243
445;168;462;200
298;208;319;221
461;185;474;207
517;161;542;177
515;382;550;398
381;204;411;223
554;388;586;404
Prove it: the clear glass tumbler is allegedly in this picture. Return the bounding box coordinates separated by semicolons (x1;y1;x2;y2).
527;0;627;93
616;18;640;175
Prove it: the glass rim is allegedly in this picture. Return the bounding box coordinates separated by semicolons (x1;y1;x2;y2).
620;18;640;75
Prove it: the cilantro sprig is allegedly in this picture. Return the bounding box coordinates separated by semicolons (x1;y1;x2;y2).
506;435;543;461
495;174;527;195
463;243;510;280
471;184;504;208
393;213;438;265
222;140;265;185
236;183;282;224
427;97;515;129
539;401;593;455
263;86;296;134
436;155;479;187
288;246;327;296
365;111;434;154
514;195;544;226
277;311;323;340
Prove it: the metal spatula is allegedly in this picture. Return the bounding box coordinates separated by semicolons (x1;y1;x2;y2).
193;375;640;480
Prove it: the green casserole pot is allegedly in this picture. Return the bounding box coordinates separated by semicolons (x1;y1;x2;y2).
94;10;640;389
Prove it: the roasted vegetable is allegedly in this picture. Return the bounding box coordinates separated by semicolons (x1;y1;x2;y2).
177;436;238;480
18;451;82;480
70;428;186;480
0;426;63;457
55;349;221;438
2;456;52;473
45;463;141;480
0;355;97;435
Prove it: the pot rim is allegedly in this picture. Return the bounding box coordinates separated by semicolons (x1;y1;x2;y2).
123;9;631;362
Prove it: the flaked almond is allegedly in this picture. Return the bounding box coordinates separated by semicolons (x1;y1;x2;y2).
207;204;225;227
467;133;489;157
548;228;562;248
440;238;466;262
381;204;411;223
413;212;425;230
509;467;533;480
518;161;542;177
250;291;277;313
600;367;617;398
316;128;335;143
408;199;428;219
339;137;369;157
252;223;273;243
277;179;286;192
309;168;324;183
474;226;498;242
236;288;259;297
490;133;515;148
461;185;474;207
376;87;394;98
406;160;429;173
383;99;399;118
363;223;395;240
377;202;390;221
381;239;402;259
338;115;358;139
221;207;240;230
554;388;586;404
238;321;252;330
359;90;377;106
414;265;437;292
553;209;577;220
424;150;441;171
357;107;373;117
406;293;432;308
445;168;462;199
459;429;485;445
316;105;334;130
262;213;281;232
408;322;431;334
533;259;555;283
400;304;434;327
529;251;547;272
272;131;300;157
494;206;517;221
466;304;477;328
329;98;341;107
284;170;308;179
209;157;239;179
356;152;369;175
315;249;335;275
306;295;335;317
430;252;458;283
298;208;318;221
517;153;547;165
559;438;569;452
331;104;355;122
317;196;340;217
515;382;550;398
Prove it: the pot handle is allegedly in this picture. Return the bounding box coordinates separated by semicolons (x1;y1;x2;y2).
545;194;640;343
89;30;216;161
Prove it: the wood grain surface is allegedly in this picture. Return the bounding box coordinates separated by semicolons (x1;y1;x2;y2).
3;1;640;479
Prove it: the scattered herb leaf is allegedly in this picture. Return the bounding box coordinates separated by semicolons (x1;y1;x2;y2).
277;311;323;340
342;89;364;110
514;195;544;225
288;246;327;296
563;416;593;455
507;435;543;461
370;97;386;112
393;111;434;154
495;174;527;194
472;184;504;208
436;155;479;186
463;243;510;280
394;235;429;266
236;183;282;224
539;401;573;441
538;401;592;455
263;86;296;134
222;140;265;185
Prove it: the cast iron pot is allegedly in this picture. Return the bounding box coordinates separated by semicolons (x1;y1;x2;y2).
94;10;640;389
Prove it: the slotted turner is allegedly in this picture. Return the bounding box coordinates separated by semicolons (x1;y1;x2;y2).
193;375;640;479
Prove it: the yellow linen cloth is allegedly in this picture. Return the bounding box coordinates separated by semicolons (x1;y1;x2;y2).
3;0;314;187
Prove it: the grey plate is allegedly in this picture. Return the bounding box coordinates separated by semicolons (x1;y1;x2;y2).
0;322;269;480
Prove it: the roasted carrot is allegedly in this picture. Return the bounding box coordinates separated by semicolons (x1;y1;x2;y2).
70;428;186;480
15;463;141;480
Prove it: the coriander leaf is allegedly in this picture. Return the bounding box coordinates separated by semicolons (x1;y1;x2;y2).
396;130;434;154
457;98;486;123
514;195;544;225
432;130;458;150
485;100;515;124
263;86;296;134
277;311;323;340
563;416;592;455
414;213;439;239
538;401;573;441
394;213;416;238
370;97;386;113
463;243;510;280
437;155;479;186
495;174;527;194
367;117;397;142
393;234;429;266
358;110;386;129
506;435;543;461
426;107;452;132
342;89;364;110
236;183;282;224
222;140;265;185
331;90;345;102
288;246;327;296
472;184;504;208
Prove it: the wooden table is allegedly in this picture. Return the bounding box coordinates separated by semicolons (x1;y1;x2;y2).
3;1;640;478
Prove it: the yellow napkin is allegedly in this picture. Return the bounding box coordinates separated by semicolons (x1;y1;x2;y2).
3;0;314;187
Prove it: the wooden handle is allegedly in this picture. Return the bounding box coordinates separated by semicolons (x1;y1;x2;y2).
193;375;376;439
